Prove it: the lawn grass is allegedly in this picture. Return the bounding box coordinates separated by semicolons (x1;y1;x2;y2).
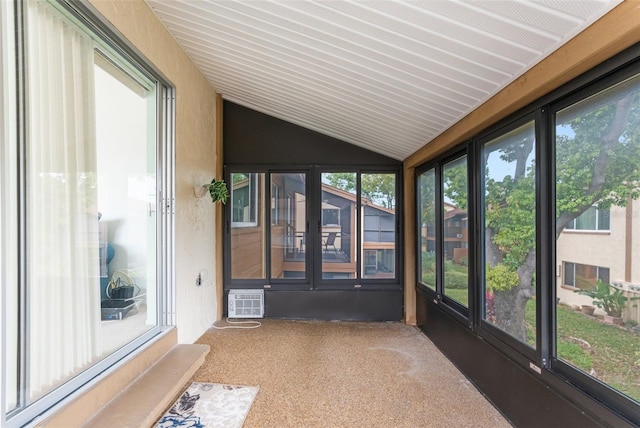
526;300;640;402
423;259;469;306
556;306;640;402
423;259;640;403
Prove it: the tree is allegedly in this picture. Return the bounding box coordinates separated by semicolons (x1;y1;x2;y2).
323;172;396;209
323;172;356;194
444;83;640;342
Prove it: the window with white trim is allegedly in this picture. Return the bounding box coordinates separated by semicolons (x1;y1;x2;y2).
564;206;610;231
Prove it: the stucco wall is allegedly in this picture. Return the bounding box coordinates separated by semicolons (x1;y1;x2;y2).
556;206;627;285
89;0;218;344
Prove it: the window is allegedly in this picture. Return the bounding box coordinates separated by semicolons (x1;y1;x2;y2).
320;171;398;282
443;156;469;308
322;208;340;226
415;152;470;313
229;172;265;279
363;206;395;242
231;173;259;227
2;1;173;424
563;262;610;290
227;169;400;288
363;249;395;277
480;121;537;349
271;183;279;225
565;206;610;231
361;173;397;279
555;70;640;405
321;172;357;280
270;173;306;280
414;38;640;422
418;168;436;291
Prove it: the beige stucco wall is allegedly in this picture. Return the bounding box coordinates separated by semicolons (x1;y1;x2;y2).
89;0;219;344
556;206;627;285
557;201;640;320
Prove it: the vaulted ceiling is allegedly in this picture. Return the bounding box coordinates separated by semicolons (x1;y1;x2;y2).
146;0;621;160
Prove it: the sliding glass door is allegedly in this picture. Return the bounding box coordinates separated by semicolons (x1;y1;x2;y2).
2;1;173;424
270;173;308;281
228;171;310;286
321;172;357;280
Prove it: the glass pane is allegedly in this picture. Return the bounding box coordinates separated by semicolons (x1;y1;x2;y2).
555;73;640;403
443;156;468;307
575;206;596;230
483;121;536;348
362;173;396;279
2;0;18;412
271;173;306;280
597;208;610;230
230;173;266;279
20;0;159;405
418;169;436;290
94;53;157;354
563;262;575;287
321;172;356;279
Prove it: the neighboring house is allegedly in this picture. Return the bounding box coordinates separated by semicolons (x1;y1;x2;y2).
319;183;396;279
557;201;640;323
422;202;469;263
229;178;397;280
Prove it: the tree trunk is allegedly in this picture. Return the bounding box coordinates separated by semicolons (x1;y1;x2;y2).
493;250;536;342
494;287;529;341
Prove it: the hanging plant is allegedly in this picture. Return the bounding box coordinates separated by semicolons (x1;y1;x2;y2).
206;178;229;204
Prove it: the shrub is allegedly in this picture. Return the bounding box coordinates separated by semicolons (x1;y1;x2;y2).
486;263;520;292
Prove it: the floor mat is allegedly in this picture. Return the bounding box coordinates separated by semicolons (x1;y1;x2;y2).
156;382;259;428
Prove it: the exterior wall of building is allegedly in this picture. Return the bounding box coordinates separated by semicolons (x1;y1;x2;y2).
557;201;640;322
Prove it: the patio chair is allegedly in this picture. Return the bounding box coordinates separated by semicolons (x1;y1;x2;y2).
323;232;338;254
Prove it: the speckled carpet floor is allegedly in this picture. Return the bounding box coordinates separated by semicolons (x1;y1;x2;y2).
193;319;511;428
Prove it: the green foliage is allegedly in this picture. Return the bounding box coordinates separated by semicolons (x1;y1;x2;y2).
556;302;640;401
419;171;436;227
485;172;536;269
420;251;436;287
420;251;468;290
576;279;639;317
444;260;468;289
324;172;396;209
486;263;520;292
556;89;640;230
446;288;468;306
361;173;396;209
443;158;468;210
207;178;229;204
557;341;593;372
421;250;436;269
231;172;249;184
324;172;356;193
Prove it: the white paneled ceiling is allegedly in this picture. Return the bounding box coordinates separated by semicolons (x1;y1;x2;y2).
146;0;621;160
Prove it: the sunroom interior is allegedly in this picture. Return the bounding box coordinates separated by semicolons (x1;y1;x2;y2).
2;0;640;427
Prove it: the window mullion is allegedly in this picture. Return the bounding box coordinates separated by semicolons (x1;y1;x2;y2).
537;106;552;369
435;165;443;300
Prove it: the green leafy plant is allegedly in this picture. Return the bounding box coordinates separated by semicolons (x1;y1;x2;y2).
576;280;639;318
486;263;520;292
206;178;229;204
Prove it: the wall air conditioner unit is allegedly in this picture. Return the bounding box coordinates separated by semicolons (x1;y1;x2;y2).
228;289;264;318
456;234;463;239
